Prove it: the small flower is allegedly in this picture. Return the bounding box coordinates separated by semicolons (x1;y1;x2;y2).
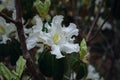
86;64;100;80
43;15;80;59
26;15;44;50
0;17;16;44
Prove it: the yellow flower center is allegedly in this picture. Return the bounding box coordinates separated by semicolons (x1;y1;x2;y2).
53;32;60;44
0;24;6;35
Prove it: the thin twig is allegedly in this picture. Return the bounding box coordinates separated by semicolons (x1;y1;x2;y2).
86;0;103;41
0;12;16;24
87;0;116;43
88;14;111;42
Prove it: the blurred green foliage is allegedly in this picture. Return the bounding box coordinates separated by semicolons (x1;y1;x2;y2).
0;56;26;80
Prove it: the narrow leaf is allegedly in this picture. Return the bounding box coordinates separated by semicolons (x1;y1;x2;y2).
11;70;19;80
0;63;12;80
80;39;87;60
0;24;6;35
16;56;26;78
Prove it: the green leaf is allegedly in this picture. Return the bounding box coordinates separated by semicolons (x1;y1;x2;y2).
16;56;26;78
38;49;66;80
0;5;5;12
11;70;19;80
0;63;20;80
80;39;87;60
0;24;6;35
38;49;56;77
12;70;19;77
44;0;51;11
76;63;87;80
72;60;88;80
0;63;12;80
34;0;51;19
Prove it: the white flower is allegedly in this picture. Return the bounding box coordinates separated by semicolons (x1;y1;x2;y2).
43;15;80;59
86;64;100;80
0;16;16;44
26;15;45;50
26;15;80;58
0;0;15;10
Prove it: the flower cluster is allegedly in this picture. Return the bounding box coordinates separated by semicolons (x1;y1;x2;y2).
26;15;80;59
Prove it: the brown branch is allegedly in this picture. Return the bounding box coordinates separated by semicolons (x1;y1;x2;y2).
86;0;103;41
14;0;43;79
0;12;16;24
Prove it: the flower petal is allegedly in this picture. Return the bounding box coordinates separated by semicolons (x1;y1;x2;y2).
45;22;51;31
51;45;64;59
86;65;100;80
52;15;64;26
0;35;10;44
34;15;43;26
61;42;80;53
62;23;79;38
6;23;16;35
36;44;44;52
32;15;43;33
26;36;38;50
24;28;32;34
50;15;64;35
